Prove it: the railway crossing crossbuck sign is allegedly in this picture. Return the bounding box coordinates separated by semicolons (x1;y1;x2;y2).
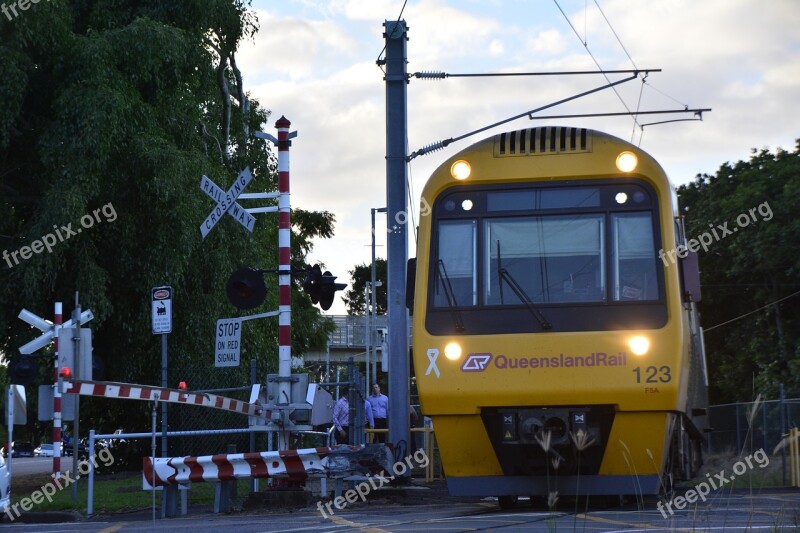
200;167;256;238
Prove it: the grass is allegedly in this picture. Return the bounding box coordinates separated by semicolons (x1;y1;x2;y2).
689;450;785;490
9;471;253;515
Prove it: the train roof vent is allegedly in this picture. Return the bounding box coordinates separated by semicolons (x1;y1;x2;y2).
494;127;592;157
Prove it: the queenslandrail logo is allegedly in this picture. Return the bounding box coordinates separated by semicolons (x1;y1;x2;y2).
460;351;627;372
461;353;492;371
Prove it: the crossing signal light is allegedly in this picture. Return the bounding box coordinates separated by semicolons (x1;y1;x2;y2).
319;271;347;311
9;356;38;385
226;268;267;309
302;265;322;305
302;265;347;311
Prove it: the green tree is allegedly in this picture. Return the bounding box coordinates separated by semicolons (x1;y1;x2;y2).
342;259;387;315
678;141;800;401
0;1;334;436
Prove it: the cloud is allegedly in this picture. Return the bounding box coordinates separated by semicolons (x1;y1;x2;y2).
240;0;800;313
238;9;361;82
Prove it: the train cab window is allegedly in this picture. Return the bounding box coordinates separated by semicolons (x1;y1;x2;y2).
611;212;658;301
427;179;666;334
434;220;477;307
485;215;605;304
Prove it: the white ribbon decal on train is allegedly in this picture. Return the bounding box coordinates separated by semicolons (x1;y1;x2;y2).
426;349;440;378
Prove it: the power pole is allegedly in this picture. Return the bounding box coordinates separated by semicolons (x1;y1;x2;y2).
384;19;410;458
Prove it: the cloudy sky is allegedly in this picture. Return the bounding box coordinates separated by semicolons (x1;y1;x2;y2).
240;0;800;314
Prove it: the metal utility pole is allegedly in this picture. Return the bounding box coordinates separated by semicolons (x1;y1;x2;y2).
384;19;410;455
71;292;81;503
53;302;63;480
365;285;371;397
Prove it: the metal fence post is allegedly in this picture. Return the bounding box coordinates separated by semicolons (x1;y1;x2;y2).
735;402;742;453
250;358;258;493
88;429;95;515
780;384;786;485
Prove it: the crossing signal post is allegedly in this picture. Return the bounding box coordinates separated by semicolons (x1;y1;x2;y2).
302;265;347;311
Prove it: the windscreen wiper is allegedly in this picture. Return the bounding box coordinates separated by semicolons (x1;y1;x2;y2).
496;241;553;331
436;259;465;333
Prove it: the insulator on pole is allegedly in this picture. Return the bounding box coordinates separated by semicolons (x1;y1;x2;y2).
420;140;446;154
414;70;446;80
407;140;450;161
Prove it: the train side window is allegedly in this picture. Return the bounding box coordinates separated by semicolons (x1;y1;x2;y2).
611;212;659;301
433;220;477;307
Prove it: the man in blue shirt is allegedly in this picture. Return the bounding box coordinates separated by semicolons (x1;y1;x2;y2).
367;383;389;443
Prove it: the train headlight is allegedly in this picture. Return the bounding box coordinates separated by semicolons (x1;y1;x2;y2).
616;151;638;173
444;342;462;360
628;335;650;356
450;160;471;180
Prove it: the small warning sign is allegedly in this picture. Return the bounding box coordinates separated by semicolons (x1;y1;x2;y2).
152;286;172;334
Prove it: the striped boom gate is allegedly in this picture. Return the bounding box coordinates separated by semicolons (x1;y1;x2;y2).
62;380;394;498
61;379;268;419
142;445;393;488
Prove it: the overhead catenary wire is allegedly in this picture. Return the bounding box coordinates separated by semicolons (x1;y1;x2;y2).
631;73;647;142
405;138;418;244
591;0;690;117
643;81;689;107
553;0;642;132
407;69;665;161
413;69;653;79
527;108;709;121
557;0;697;145
593;0;638;69
704;289;800;332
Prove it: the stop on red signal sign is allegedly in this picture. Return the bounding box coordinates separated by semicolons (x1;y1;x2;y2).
215;318;242;367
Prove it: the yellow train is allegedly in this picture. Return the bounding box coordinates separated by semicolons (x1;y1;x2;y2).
410;126;708;506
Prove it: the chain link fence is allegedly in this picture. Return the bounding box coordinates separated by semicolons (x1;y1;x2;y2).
706;398;800;455
705;397;800;487
166;361;262;458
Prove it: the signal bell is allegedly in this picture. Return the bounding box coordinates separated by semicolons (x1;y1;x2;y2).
226;268;267;309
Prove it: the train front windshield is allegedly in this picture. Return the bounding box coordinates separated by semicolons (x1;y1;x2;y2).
427;180;667;334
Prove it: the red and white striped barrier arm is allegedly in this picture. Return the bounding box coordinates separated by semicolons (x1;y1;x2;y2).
142;447;330;488
62;380;266;419
142;444;394;488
